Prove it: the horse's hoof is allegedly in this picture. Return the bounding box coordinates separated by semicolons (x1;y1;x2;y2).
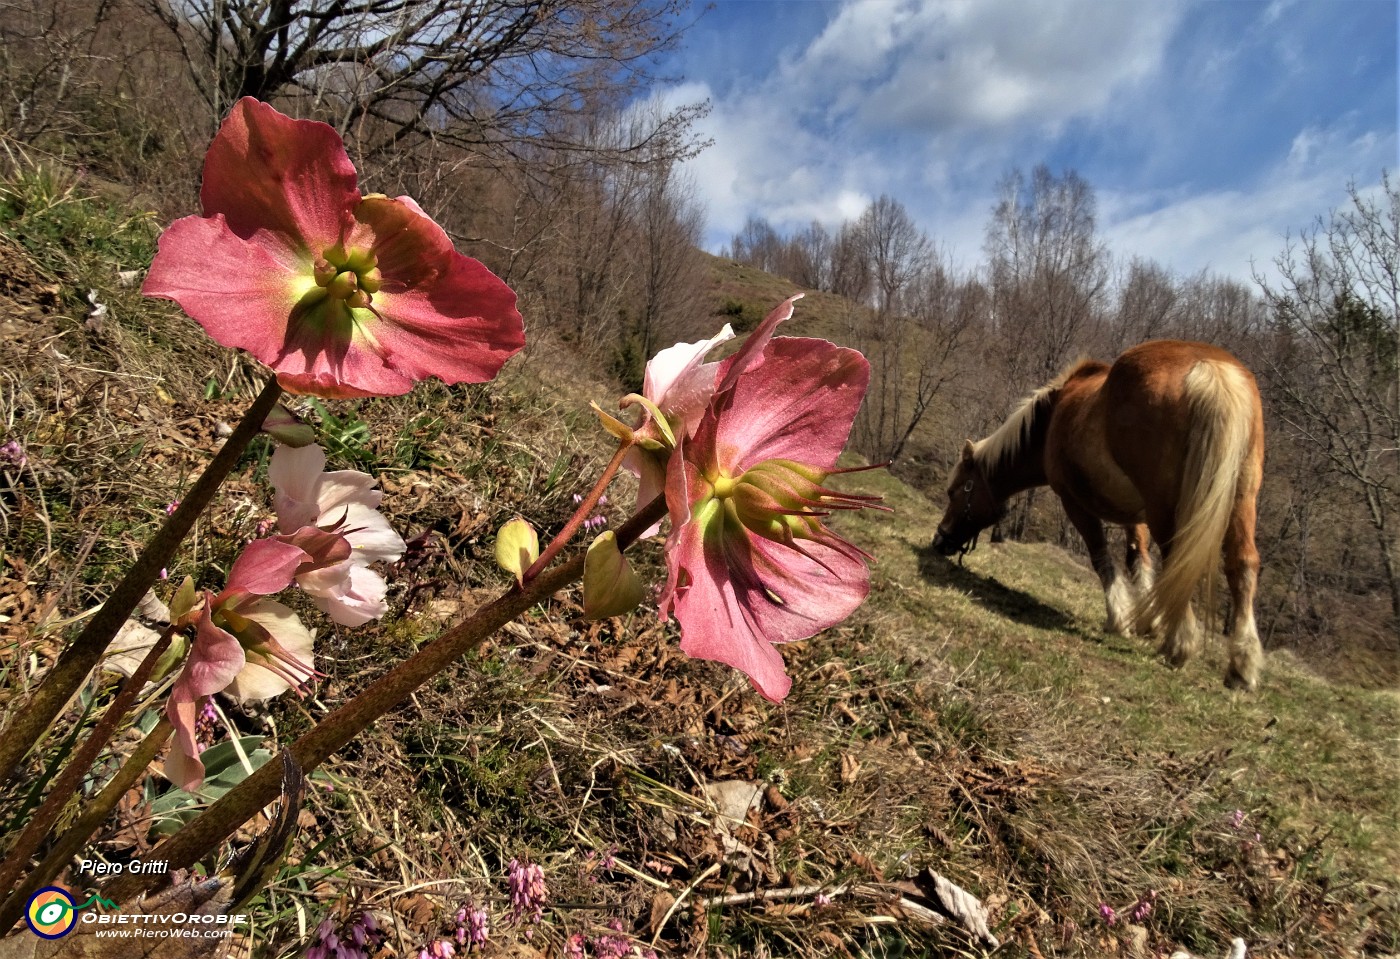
1225;669;1258;692
1158;644;1189;668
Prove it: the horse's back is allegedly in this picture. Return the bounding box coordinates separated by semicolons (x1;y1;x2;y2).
1108;340;1255;400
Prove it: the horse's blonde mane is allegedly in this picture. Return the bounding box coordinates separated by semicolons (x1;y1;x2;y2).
973;361;1092;471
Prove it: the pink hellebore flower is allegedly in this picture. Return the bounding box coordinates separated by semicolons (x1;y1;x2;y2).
269;443;405;626
659;296;882;702
144;98;524;398
165;538;317;790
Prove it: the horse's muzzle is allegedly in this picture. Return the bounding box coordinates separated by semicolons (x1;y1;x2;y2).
931;528;959;556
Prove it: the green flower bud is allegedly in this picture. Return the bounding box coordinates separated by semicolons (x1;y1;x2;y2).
582;532;645;619
262;403;317;448
495;517;539;586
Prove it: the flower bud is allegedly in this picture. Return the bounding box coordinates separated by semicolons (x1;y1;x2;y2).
169;575;199;624
495;517;539;586
262;403;317;447
582;533;644;619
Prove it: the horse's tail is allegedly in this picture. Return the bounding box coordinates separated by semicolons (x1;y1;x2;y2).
1136;359;1255;638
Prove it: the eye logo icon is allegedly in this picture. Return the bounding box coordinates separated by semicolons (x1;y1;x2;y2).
25;887;77;939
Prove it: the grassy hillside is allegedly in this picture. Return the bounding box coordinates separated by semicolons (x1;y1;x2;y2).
1;156;1396;959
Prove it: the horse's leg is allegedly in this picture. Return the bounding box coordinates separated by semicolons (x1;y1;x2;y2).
1223;492;1263;691
1124;523;1155;631
1064;502;1133;635
1144;511;1202;667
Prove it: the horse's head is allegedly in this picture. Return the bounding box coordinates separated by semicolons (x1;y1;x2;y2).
932;440;1005;556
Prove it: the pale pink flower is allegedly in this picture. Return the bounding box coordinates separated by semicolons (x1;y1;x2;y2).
269;443;404;626
144;98;524;398
658;296;882;701
621;323;736;532
165;538;318;790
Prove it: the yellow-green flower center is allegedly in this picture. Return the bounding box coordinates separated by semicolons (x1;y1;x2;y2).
308;245;381;308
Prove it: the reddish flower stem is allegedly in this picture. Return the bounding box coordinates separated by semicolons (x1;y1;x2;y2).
0;627;175;931
0;376;283;789
102;494;669;904
521;440;633;583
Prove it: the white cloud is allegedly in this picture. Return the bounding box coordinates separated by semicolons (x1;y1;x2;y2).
1101;125;1396;285
664;0;1393;281
783;0;1187;136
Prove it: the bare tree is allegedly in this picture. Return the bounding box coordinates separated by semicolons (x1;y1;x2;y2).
141;0;706;162
785;220;834;290
1256;174;1400;620
727;215;783;272
624;139;706;381
1111;257;1181;349
830;220;872;303
985;165;1109;383
856;194;932;315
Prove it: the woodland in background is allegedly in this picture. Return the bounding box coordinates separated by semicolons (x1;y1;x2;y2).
3;0;1395;677
727;171;1399;675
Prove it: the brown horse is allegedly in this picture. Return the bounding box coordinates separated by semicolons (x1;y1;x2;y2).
932;340;1266;690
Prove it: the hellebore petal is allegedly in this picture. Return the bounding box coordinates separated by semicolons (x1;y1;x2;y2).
269;442;329;530
621;324;738;538
495;517;539;586
199;97;358;267
224;537;311;598
164;699;205;793
711;295;802;401
143;214;307;357
299;561;389;627
709;336;870;473
269;443;404;566
638;323;735;442
163;597;250;790
144;98;524;398
223;598;316;701
582;532;645;619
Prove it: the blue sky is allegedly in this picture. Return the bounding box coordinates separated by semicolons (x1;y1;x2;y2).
652;0;1397;284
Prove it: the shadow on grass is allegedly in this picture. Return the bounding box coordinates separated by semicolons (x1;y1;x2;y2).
913;540;1090;636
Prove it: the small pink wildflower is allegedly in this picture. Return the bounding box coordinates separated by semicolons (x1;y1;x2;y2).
591;918;631;959
814;892;832;908
306;918;339;959
563;934;586;959
144;98;523;398
309;912;382;959
1229;808;1246;830
1098;902;1117;926
507;858;547;926
452;905;488;950
165;499;181;515
0;440;26;469
1130;890;1156;923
